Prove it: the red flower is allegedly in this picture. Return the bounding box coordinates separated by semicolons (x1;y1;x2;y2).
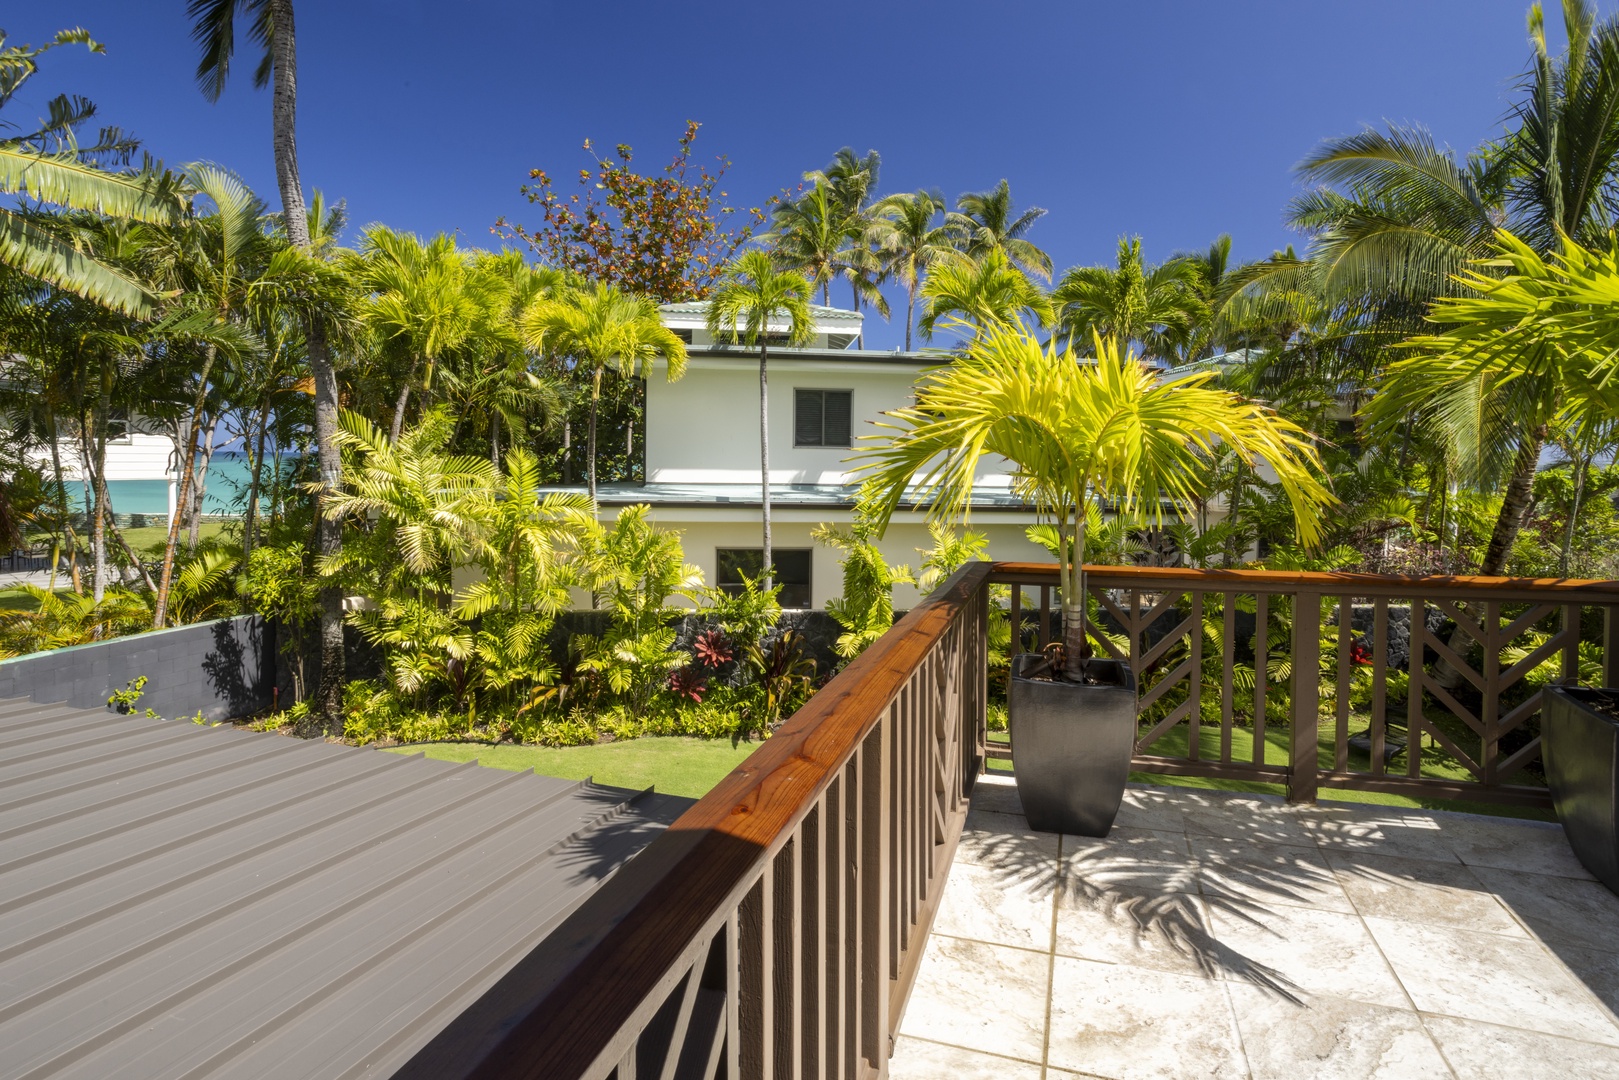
1350;640;1373;666
668;666;708;703
694;628;733;668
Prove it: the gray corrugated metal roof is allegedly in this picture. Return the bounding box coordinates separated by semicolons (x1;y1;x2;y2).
543;481;1038;511
686;344;938;365
658;300;862;323
0;696;689;1079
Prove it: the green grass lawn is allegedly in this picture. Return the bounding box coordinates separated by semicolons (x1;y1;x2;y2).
389;718;1554;818
380;737;762;800
0;588;46;612
26;521;232;560
116;521;231;555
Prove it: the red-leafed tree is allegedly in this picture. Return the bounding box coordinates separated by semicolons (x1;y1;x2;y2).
496;121;765;302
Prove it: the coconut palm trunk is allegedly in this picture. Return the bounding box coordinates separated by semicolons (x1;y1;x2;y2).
153;346;216;627
905;281;917;351
1478;426;1546;576
759;339;772;587
245;393;270;557
588;367;601;504
389;357;419;441
266;0;346;729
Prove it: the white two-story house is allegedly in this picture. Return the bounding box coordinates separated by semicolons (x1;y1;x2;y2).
555;302;1050;609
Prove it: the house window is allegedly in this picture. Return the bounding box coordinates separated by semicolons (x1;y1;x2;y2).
717;548;812;609
794;389;853;448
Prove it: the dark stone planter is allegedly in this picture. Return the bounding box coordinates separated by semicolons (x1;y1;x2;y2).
1008;654;1137;837
1544;686;1619;895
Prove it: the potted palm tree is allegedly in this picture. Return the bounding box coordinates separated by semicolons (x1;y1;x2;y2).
860;323;1332;836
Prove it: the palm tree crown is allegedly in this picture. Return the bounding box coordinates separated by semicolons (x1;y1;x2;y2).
949;180;1052;280
869;189;960;349
1052;236;1206;362
521;282;687;502
919;248;1053;338
859;324;1332;679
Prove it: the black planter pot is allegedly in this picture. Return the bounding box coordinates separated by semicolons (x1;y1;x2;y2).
1007;654;1137;837
1544;685;1619;895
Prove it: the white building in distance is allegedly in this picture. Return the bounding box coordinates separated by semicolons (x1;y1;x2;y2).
545;301;1051;610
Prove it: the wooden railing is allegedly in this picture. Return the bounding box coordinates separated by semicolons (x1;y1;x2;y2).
994;563;1619;808
401;562;991;1080
402;561;1619;1080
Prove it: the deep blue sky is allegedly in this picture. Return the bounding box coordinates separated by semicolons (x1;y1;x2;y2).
9;1;1567;348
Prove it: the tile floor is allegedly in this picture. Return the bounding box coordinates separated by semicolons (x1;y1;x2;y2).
889;774;1619;1079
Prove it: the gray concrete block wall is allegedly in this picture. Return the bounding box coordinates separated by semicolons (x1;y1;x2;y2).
0;615;274;721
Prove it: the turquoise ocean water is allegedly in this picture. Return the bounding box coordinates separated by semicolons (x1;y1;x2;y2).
85;453;277;517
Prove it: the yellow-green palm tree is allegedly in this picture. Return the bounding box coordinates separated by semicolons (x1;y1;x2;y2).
520;282;687;503
1052;236;1206;361
345;226;481;439
706;251;814;582
918;248;1054;338
859;324;1333;681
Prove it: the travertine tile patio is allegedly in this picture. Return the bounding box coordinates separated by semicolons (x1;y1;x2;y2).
889;774;1619;1080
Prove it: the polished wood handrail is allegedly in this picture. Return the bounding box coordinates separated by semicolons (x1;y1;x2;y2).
401;561;992;1080
993;561;1619;603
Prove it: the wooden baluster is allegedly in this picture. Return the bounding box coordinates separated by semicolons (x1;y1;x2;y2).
774;839;799;1079
1606;605;1619;689
1009;585;1022;656
801;805;822;1080
1371;598;1388;777
1039;586;1052;650
843;755;861;1080
725;912;742;1080
1289;589;1320;804
1335;595;1352;774
740;873;768;1078
1564;604;1581;684
1482;600;1501;787
1189;591;1204;761
859;722;891;1073
1129;589;1142;685
824;777;844;1080
1408;599;1426;780
1221;591;1235;763
1253;592;1268;766
888;695;905;976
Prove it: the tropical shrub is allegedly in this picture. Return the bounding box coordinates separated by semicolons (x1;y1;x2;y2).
814;488;913;659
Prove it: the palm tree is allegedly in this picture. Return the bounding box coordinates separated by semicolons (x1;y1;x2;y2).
859;324;1333;682
949;180;1052;280
1366;230;1619;574
1052;237;1206;361
918;249;1053;338
810;148;886;338
147;165;275;628
346;227;480;439
520;282;687;503
706;252;814;584
869;189;960;350
0;29;186;315
189;0;348;727
1290;1;1619;575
